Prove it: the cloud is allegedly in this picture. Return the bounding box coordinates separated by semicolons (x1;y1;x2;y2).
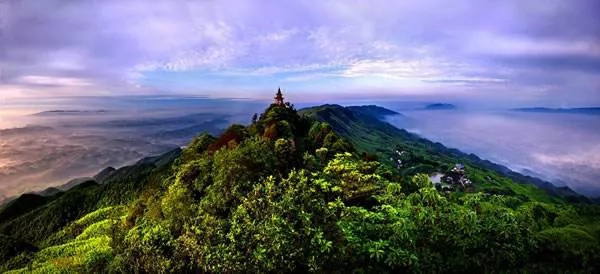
0;0;598;104
467;35;600;58
341;59;441;79
17;75;93;87
422;78;506;85
532;149;600;192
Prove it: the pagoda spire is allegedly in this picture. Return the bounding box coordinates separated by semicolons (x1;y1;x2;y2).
274;87;285;105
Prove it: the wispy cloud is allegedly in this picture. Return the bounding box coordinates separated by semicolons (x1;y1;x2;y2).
1;0;598;104
17;75;93;87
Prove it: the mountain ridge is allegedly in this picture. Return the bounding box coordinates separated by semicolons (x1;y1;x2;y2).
300;104;587;202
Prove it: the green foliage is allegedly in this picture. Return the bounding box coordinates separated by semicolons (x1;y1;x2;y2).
180;133;216;163
2;205;126;272
76;220;114;241
193;171;344;272
339;187;538;272
0;235;37;272
122;221;182;273
0;201;126;272
203;137;278;214
12;235;115;273
323;152;383;201
274;138;297;173
0;182;102;246
0;194;52;223
533;225;600;271
74;206;124;228
208;124;248;152
175;157;213;194
35;236;111;264
161;182;195;226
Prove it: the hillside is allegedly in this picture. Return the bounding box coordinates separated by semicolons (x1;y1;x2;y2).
346;105;400;119
0;148;180;245
300;104;587;203
1;101;600;273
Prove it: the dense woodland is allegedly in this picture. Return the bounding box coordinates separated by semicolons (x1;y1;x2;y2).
1;101;599;273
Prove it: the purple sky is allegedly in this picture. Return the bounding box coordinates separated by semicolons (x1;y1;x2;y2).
0;0;599;105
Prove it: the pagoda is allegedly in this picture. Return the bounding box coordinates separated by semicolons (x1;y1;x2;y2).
274;87;285;106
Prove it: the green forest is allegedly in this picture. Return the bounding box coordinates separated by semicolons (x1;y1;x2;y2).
1;101;599;273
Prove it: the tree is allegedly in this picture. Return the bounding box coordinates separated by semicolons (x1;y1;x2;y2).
180;133;216;163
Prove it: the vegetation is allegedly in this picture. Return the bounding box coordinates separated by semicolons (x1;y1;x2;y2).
300;104;588;203
1;101;599;272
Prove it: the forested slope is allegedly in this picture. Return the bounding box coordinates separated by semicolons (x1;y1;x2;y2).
301;104;588;203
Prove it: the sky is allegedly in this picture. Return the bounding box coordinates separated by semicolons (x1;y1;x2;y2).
0;0;599;105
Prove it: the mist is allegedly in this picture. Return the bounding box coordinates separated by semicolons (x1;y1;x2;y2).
383;106;600;196
0;96;267;202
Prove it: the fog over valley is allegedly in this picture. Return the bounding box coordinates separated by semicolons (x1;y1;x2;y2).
0;96;266;202
384;106;600;196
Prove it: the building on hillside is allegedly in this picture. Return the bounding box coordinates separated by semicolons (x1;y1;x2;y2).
441;163;472;188
274;87;285;106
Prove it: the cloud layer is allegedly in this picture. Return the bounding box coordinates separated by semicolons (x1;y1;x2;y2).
0;96;263;200
0;0;598;104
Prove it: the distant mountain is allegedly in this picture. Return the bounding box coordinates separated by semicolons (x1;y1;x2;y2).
0;126;53;136
346;105;400;119
150;119;227;140
512;107;600;115
0;193;53;223
424;103;456;110
135;147;182;167
58;177;96;191
38;187;61;197
32;110;109;116
93;167;116;183
97;113;221;128
32;177;101;197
